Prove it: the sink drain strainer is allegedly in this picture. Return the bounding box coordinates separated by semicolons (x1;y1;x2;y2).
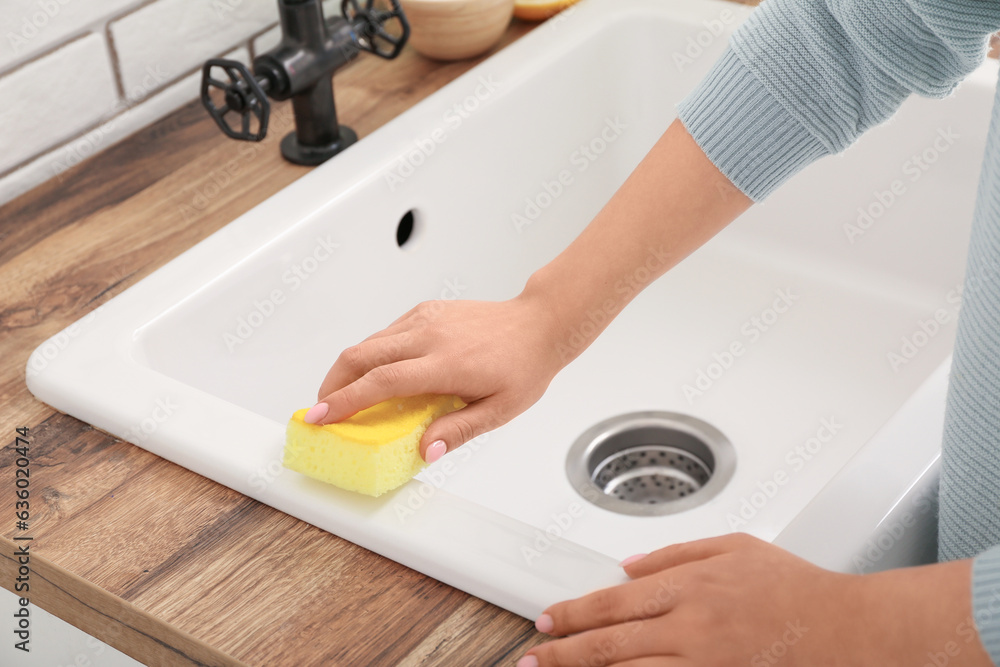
566;412;736;516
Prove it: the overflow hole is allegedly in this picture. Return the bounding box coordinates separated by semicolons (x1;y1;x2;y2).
397;210;415;248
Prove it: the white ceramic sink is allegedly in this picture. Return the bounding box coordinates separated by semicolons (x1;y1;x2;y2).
28;0;997;618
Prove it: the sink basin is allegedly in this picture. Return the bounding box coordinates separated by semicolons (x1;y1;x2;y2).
28;0;997;618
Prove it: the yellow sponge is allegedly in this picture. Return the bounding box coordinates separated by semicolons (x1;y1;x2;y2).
283;394;464;497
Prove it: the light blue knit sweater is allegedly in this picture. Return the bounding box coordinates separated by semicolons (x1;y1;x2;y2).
678;0;1000;660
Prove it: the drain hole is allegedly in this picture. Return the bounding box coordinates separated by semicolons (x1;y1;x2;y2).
396;210;416;247
566;412;736;517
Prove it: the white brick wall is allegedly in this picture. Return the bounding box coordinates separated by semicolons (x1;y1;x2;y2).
252;23;283;55
0;0;288;205
110;0;274;101
41;45;248;186
0;33;117;173
0;0;138;71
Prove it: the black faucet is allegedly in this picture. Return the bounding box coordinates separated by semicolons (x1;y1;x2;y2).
200;0;409;165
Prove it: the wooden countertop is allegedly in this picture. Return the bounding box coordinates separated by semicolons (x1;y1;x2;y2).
0;5;760;666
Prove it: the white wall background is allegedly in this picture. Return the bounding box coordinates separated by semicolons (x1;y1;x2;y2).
0;0;325;206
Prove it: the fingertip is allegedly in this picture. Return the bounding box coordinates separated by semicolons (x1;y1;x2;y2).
535;613;554;634
303;402;329;424
619;553;648;568
423;440;447;464
320;384;373;424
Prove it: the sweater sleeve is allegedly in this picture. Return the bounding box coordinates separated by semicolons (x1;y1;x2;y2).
677;0;1000;202
974;545;1000;665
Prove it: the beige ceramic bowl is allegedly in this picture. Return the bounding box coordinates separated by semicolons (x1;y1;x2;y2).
400;0;516;61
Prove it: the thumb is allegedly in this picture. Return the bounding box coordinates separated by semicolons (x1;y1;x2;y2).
420;399;503;462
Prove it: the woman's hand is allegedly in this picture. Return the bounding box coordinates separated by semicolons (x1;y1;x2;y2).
519;533;989;667
304;289;567;461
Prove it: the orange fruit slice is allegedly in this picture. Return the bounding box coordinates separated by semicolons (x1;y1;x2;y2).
513;0;583;21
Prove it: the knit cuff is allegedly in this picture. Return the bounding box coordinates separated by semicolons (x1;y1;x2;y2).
973;545;1000;665
677;47;829;202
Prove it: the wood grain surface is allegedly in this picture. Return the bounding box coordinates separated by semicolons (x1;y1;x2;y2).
0;3;759;666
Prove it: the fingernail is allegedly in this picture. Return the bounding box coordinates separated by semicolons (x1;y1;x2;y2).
516;656;538;667
424;440;447;464
619;553;648;567
304;403;329;424
535;613;554;634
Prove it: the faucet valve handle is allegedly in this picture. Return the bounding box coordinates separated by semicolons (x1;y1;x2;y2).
200;59;271;142
342;0;410;60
